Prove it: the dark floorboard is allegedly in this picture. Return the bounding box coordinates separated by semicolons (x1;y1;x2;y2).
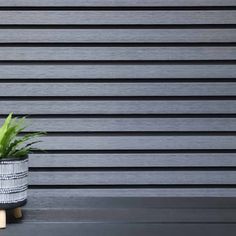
1;198;236;235
1;223;236;236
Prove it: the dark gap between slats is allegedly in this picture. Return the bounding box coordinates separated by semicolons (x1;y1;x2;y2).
19;131;236;136
0;79;236;83
0;43;236;47
1;96;236;101
31;150;236;154
3;114;236;118
28;184;236;189
28;167;236;172
0;6;236;11
0;25;235;29
30;150;236;154
1;60;236;64
0;60;235;65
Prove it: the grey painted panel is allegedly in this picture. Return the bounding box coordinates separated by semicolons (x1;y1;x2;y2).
0;0;235;7
1;83;236;96
0;0;235;203
7;118;236;132
28;188;236;197
29;153;236;167
0;11;235;25
0;100;236;114
0;64;234;79
0;29;235;43
1;47;236;60
29;171;236;185
35;136;236;150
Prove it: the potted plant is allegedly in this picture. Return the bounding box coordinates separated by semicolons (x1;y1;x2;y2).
0;113;44;229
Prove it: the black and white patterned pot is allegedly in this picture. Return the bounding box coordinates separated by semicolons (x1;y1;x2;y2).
0;156;28;209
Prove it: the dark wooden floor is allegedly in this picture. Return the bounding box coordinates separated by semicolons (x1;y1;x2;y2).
1;197;236;236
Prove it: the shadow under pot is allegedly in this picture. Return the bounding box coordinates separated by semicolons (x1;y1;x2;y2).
0;155;28;229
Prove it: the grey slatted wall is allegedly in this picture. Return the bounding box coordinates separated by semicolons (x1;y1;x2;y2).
0;0;236;198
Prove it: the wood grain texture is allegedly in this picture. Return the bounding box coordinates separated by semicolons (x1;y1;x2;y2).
29;171;236;185
0;82;236;96
0;11;235;25
0;47;235;61
29;153;236;167
0;100;235;114
0;0;236;204
34;135;236;150
0;29;235;43
0;64;234;79
5;118;236;132
0;0;235;7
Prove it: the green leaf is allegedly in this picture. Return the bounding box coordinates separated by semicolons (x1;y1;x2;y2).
0;113;45;159
0;113;13;145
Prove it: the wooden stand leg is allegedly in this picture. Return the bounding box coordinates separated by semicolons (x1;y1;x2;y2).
13;207;22;219
0;209;6;229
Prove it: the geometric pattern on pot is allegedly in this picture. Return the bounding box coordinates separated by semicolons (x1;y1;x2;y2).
0;156;28;207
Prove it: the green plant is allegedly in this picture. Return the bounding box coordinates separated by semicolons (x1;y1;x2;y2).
0;113;44;159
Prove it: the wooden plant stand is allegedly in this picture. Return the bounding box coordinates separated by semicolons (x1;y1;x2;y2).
0;207;22;229
0;209;6;229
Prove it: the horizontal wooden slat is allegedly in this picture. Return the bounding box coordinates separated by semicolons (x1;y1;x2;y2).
19;118;236;132
0;100;236;114
29;153;236;167
0;83;236;96
0;64;234;79
28;188;236;197
29;171;236;185
35;136;236;150
3;118;235;132
0;29;235;43
0;47;235;61
0;0;235;7
0;11;234;25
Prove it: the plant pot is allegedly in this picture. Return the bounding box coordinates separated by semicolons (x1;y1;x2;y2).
0;155;28;209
